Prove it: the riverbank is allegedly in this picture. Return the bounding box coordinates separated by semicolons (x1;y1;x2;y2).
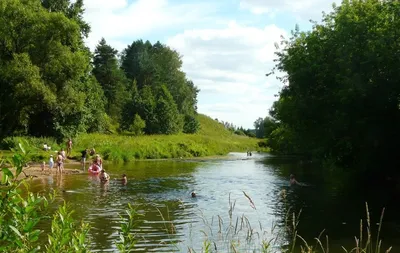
0;115;263;163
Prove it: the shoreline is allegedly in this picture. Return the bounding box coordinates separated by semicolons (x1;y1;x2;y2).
7;152;262;181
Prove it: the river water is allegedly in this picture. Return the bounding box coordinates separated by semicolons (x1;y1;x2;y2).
29;152;399;252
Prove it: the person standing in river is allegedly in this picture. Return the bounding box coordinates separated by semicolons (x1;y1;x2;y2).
81;148;88;171
56;152;64;174
66;138;72;157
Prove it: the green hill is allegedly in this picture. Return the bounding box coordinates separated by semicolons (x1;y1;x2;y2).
0;114;259;162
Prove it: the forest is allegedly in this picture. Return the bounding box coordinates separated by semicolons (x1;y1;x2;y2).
257;0;400;178
0;0;200;141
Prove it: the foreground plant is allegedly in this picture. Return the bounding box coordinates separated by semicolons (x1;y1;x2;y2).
46;202;91;253
0;144;55;252
115;203;144;252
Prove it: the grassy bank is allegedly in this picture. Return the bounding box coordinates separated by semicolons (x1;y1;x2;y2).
0;114;261;162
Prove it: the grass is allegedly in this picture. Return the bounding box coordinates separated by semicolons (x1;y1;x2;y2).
152;193;393;253
0;114;262;162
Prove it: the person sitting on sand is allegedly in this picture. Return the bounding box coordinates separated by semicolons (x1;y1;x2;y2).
290;174;299;186
99;170;110;183
122;174;127;185
191;191;196;198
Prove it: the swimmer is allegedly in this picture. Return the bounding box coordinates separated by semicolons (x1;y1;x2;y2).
122;174;127;185
99;169;110;183
290;174;299;185
191;191;196;198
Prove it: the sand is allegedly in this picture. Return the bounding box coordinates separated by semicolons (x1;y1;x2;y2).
4;159;86;180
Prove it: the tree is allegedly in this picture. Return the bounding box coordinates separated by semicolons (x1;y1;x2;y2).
129;114;146;136
41;0;90;38
268;0;400;175
254;117;266;139
153;85;182;134
0;0;105;139
121;40;199;116
183;114;200;134
92;38;128;121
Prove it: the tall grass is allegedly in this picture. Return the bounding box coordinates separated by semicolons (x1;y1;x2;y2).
151;192;392;253
0;114;260;162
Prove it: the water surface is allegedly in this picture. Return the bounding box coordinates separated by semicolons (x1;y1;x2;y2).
30;152;400;252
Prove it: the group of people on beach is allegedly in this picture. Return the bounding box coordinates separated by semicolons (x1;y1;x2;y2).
40;138;128;185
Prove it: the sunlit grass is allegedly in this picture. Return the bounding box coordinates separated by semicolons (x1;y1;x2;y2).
0;114;260;162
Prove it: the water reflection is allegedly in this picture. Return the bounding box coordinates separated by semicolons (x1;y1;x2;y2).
27;153;400;252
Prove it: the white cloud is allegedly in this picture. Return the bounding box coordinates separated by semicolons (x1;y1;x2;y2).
82;0;219;51
81;0;290;128
167;21;287;128
240;0;339;20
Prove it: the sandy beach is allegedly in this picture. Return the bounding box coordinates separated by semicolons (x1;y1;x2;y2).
5;159;85;180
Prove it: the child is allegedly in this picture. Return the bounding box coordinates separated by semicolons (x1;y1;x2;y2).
99;170;110;183
122;174;127;185
49;155;54;172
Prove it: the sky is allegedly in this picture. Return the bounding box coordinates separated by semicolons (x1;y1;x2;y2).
81;0;339;129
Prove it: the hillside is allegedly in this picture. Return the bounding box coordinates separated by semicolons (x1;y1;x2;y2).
0;114;259;162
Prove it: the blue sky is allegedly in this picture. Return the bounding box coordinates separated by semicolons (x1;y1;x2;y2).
82;0;338;128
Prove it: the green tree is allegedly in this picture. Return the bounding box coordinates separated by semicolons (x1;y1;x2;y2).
92;38;128;121
129;114;146;136
254;117;266;138
0;0;105;139
41;0;90;38
138;85;157;134
268;0;400;175
121;40;199;116
183;114;200;134
154;85;182;134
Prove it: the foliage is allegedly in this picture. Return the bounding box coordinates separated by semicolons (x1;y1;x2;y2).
92;38;129;121
0;0;106;139
115;204;143;252
266;0;400;174
45;203;91;253
0;0;201;140
120;40;200;135
0;145;52;253
129;114;146;136
183;114;201;134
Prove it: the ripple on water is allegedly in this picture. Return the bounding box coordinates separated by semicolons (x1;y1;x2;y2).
27;153;400;252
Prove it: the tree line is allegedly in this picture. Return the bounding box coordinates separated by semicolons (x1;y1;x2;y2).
258;0;400;177
0;0;199;140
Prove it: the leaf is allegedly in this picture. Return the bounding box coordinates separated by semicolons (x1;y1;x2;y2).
1;167;14;179
9;225;23;238
18;143;25;155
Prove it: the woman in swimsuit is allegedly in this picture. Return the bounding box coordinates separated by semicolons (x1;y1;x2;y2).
56;152;64;174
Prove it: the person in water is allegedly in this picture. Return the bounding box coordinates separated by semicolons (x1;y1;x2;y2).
191;191;196;198
290;174;299;185
122;174;127;185
99;170;110;182
56;151;64;174
93;154;103;169
81;148;88;171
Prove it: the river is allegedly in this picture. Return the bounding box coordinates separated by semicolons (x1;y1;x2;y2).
29;152;399;252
